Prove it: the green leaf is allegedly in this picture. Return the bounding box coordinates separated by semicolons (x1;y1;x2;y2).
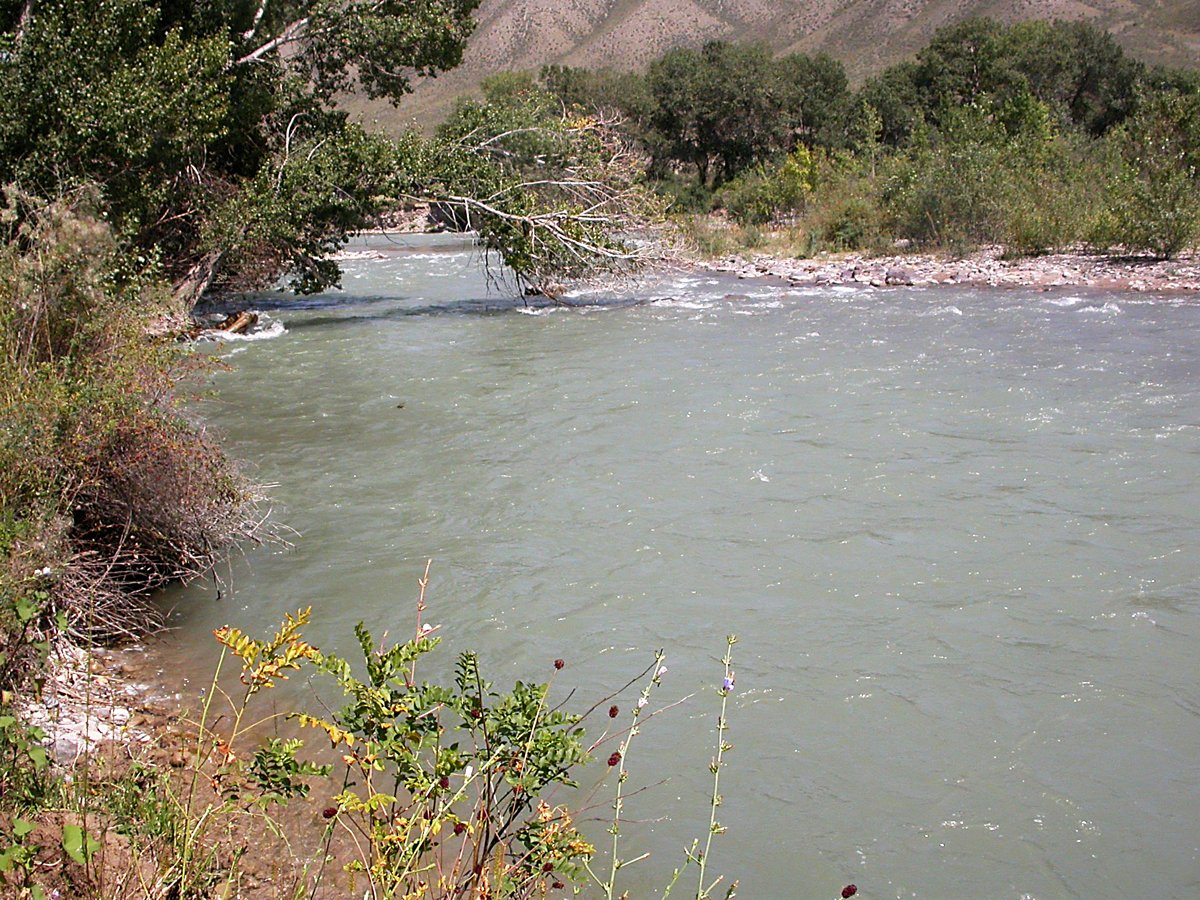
13;818;35;838
27;745;48;771
61;823;100;865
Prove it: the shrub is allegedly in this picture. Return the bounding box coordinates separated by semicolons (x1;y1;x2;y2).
1101;90;1200;258
0;188;255;657
720;146;816;225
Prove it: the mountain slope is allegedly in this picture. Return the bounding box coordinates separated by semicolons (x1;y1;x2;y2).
348;0;1200;129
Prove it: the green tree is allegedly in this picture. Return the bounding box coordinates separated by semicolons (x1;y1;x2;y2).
647;42;797;187
776;52;850;148
913;18;1019;113
0;0;483;302
0;0;649;301
1004;19;1143;135
854;61;924;146
434;75;660;288
1104;90;1200;258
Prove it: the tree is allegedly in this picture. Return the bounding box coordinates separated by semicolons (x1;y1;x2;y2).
1004;19;1143;136
775;52;850;148
912;17;1019;115
854;61;924;146
646;45;713;185
647;42;798;187
0;0;653;303
1104;90;1200;258
433;76;661;288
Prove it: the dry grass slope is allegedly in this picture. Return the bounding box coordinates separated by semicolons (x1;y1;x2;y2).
345;0;1200;131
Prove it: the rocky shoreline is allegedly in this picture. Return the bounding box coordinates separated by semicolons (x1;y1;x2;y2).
17;641;181;764
695;246;1200;293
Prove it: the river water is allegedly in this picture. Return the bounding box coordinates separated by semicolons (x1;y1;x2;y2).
159;233;1200;898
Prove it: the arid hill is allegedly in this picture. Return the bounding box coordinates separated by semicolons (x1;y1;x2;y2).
348;0;1200;130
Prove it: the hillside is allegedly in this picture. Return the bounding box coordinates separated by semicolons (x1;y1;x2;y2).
345;0;1200;131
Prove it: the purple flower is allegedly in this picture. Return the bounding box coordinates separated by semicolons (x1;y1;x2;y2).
722;676;735;692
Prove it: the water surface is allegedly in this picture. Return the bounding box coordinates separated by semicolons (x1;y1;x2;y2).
161;233;1200;898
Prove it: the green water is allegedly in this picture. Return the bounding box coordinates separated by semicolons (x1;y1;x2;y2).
158;234;1200;898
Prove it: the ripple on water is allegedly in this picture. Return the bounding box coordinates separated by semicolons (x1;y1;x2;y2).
162;239;1200;898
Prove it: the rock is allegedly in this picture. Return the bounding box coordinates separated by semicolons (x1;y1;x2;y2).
885;267;914;286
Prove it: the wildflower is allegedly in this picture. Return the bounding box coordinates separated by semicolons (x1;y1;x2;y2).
439;775;450;790
420;623;434;635
722;675;735;692
554;658;565;670
322;807;337;819
543;862;554;872
655;665;668;678
454;822;467;835
552;882;565;890
637;696;648;709
608;704;619;718
464;765;474;779
607;751;621;767
842;885;858;898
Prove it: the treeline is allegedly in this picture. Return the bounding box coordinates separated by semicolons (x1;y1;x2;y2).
500;18;1200;258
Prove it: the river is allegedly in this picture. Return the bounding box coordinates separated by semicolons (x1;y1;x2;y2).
158;233;1200;898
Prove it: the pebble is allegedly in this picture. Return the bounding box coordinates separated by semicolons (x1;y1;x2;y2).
698;247;1200;293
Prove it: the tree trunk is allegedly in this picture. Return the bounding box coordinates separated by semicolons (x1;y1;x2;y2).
171;251;223;312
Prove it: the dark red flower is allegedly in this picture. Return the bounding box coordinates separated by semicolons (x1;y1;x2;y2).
543;862;554;872
608;704;619;718
322;807;337;819
439;775;450;790
607;751;621;767
453;822;467;835
842;885;858;898
554;659;565;670
552;882;565;890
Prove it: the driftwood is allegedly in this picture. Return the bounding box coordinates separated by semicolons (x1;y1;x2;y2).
177;310;259;341
215;311;258;334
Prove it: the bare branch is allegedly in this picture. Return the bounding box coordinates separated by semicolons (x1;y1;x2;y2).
242;0;270;41
234;16;309;66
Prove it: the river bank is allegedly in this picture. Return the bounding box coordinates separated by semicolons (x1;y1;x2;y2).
367;207;1200;294
694;244;1200;293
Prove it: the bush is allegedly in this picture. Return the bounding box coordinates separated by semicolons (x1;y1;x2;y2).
1100;90;1200;258
0;189;255;658
720;146;816;225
